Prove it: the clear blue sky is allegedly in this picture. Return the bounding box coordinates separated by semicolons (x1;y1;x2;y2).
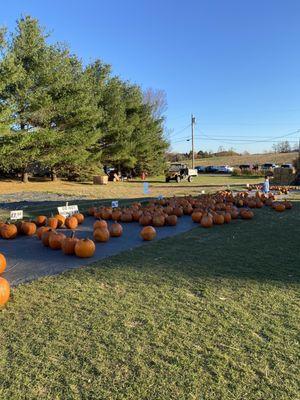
1;0;300;153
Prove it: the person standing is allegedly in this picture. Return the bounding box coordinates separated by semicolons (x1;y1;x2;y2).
263;176;270;194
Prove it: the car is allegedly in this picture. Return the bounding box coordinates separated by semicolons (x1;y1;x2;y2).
216;165;234;174
239;164;252;170
205;166;219;173
195;166;206;173
281;163;293;168
261;163;278;170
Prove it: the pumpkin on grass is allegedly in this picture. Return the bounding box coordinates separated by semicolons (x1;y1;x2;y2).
0;277;10;306
22;222;37;236
49;232;66;250
93;227;110;242
75;238;95;258
35;215;47;227
0;253;7;274
140;226;156;241
109;222;123;237
65;216;78;229
61;232;79;255
0;224;18;239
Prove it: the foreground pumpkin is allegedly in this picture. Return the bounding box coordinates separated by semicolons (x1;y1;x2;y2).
0;277;10;306
47;217;58;229
274;203;285;212
37;226;51;240
109;222;123;237
75;238;95;258
0;253;7;274
213;214;224;225
61;232;79;255
35;215;47;227
93;227;110;242
140;226;156;241
240;209;254;220
65;216;78;230
0;224;18;239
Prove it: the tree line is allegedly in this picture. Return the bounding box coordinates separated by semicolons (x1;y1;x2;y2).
0;16;168;182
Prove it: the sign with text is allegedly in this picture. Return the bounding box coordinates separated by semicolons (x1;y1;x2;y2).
57;204;78;218
10;210;23;220
111;201;119;208
143;182;149;195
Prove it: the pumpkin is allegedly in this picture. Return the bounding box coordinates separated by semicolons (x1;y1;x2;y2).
152;214;165;227
183;205;193;215
0;253;7;274
274;203;285;212
65;216;78;230
111;210;122;221
0;277;10;306
54;214;66;228
75;238;96;258
35;215;47;227
93;227;110;242
132;210;143;222
164;206;174;215
49;232;66;250
140;226;157;241
201;214;213;228
37;226;51;240
16;221;24;234
22;222;37;236
213;214;224;225
231;209;239;219
47;217;58;229
109;222;123;237
224;212;232;224
256;200;263;208
166;215;177;226
284;201;292;210
121;212;133;223
191;211;202;223
139;214;152;226
42;229;56;247
88;207;96;216
173;207;183;217
61;232;79;255
94;219;108;230
0;224;18;239
240;209;254;219
74;213;85;224
101;208;112;220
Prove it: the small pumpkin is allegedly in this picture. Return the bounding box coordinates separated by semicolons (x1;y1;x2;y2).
274;203;285;212
121;212;133;223
75;238;96;258
201;214;213;228
93;227;110;242
47;217;58;229
240;209;254;219
88;207;96;216
37;226;51;240
93;219;108;230
191;211;202;223
35;215;47;227
213;214;224;225
61;232;79;255
0;224;18;239
152;214;165;227
65;216;78;230
0;253;7;274
0;277;10;306
111;210;122;221
22;222;37;236
54;214;66;228
139;214;152;226
109;222;123;237
165;215;177;226
74;213;85;224
173;207;183;217
140;226;157;241
49;232;66;250
284;201;292;210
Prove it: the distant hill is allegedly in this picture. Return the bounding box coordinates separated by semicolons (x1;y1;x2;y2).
188;152;298;167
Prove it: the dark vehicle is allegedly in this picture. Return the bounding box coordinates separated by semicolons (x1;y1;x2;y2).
239;164;252;170
281;163;293;168
195;166;206;173
205;166;219;173
261;163;278;170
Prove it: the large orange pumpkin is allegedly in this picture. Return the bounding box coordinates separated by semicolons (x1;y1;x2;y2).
101;208;112;220
0;224;18;239
49;232;66;250
65;216;78;230
109;222;123;237
74;213;85;224
173;207;183;217
0;253;7;274
93;227;110;242
213;214;224;225
132;210;143;222
93;219;108;230
22;222;37;236
140;226;157;241
75;238;96;258
61;232;79;255
35;215;47;227
0;277;10;306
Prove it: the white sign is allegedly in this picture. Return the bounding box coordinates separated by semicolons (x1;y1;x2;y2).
57;204;78;218
111;201;119;208
10;210;23;220
143;182;149;194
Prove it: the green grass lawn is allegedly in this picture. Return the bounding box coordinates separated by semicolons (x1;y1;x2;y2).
1;204;300;399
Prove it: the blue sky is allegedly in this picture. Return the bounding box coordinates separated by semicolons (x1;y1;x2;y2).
1;0;300;153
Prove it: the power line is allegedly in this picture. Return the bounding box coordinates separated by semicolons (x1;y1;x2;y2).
168;123;191;138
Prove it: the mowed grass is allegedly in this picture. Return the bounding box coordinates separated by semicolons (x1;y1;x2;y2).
0;203;299;399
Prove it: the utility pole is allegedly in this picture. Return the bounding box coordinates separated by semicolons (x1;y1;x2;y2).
191;114;196;168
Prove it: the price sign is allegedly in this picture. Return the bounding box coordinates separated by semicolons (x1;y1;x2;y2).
57;204;78;218
111;201;119;208
10;210;23;220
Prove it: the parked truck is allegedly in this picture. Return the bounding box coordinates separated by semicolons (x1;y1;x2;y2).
165;163;198;183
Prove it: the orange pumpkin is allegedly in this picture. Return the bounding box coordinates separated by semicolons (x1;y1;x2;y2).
65;216;78;230
93;219;108;230
35;215;47;227
139;214;152;226
0;277;10;306
101;208;112;220
22;222;37;236
54;214;66;228
93;227;110;242
88;207;96;216
61;232;79;255
140;226;157;241
173;207;183;217
109;222;123;237
191;211;202;223
42;229;56;247
132;210;143;222
152;214;165;227
0;253;7;274
49;232;66;250
75;238;96;258
74;213;85;224
274;203;285;212
111;210;122;221
0;224;18;239
165;215;177;226
224;212;232;224
47;217;58;229
37;226;51;240
201;214;213;228
121;212;133;223
284;201;292;210
240;209;254;219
